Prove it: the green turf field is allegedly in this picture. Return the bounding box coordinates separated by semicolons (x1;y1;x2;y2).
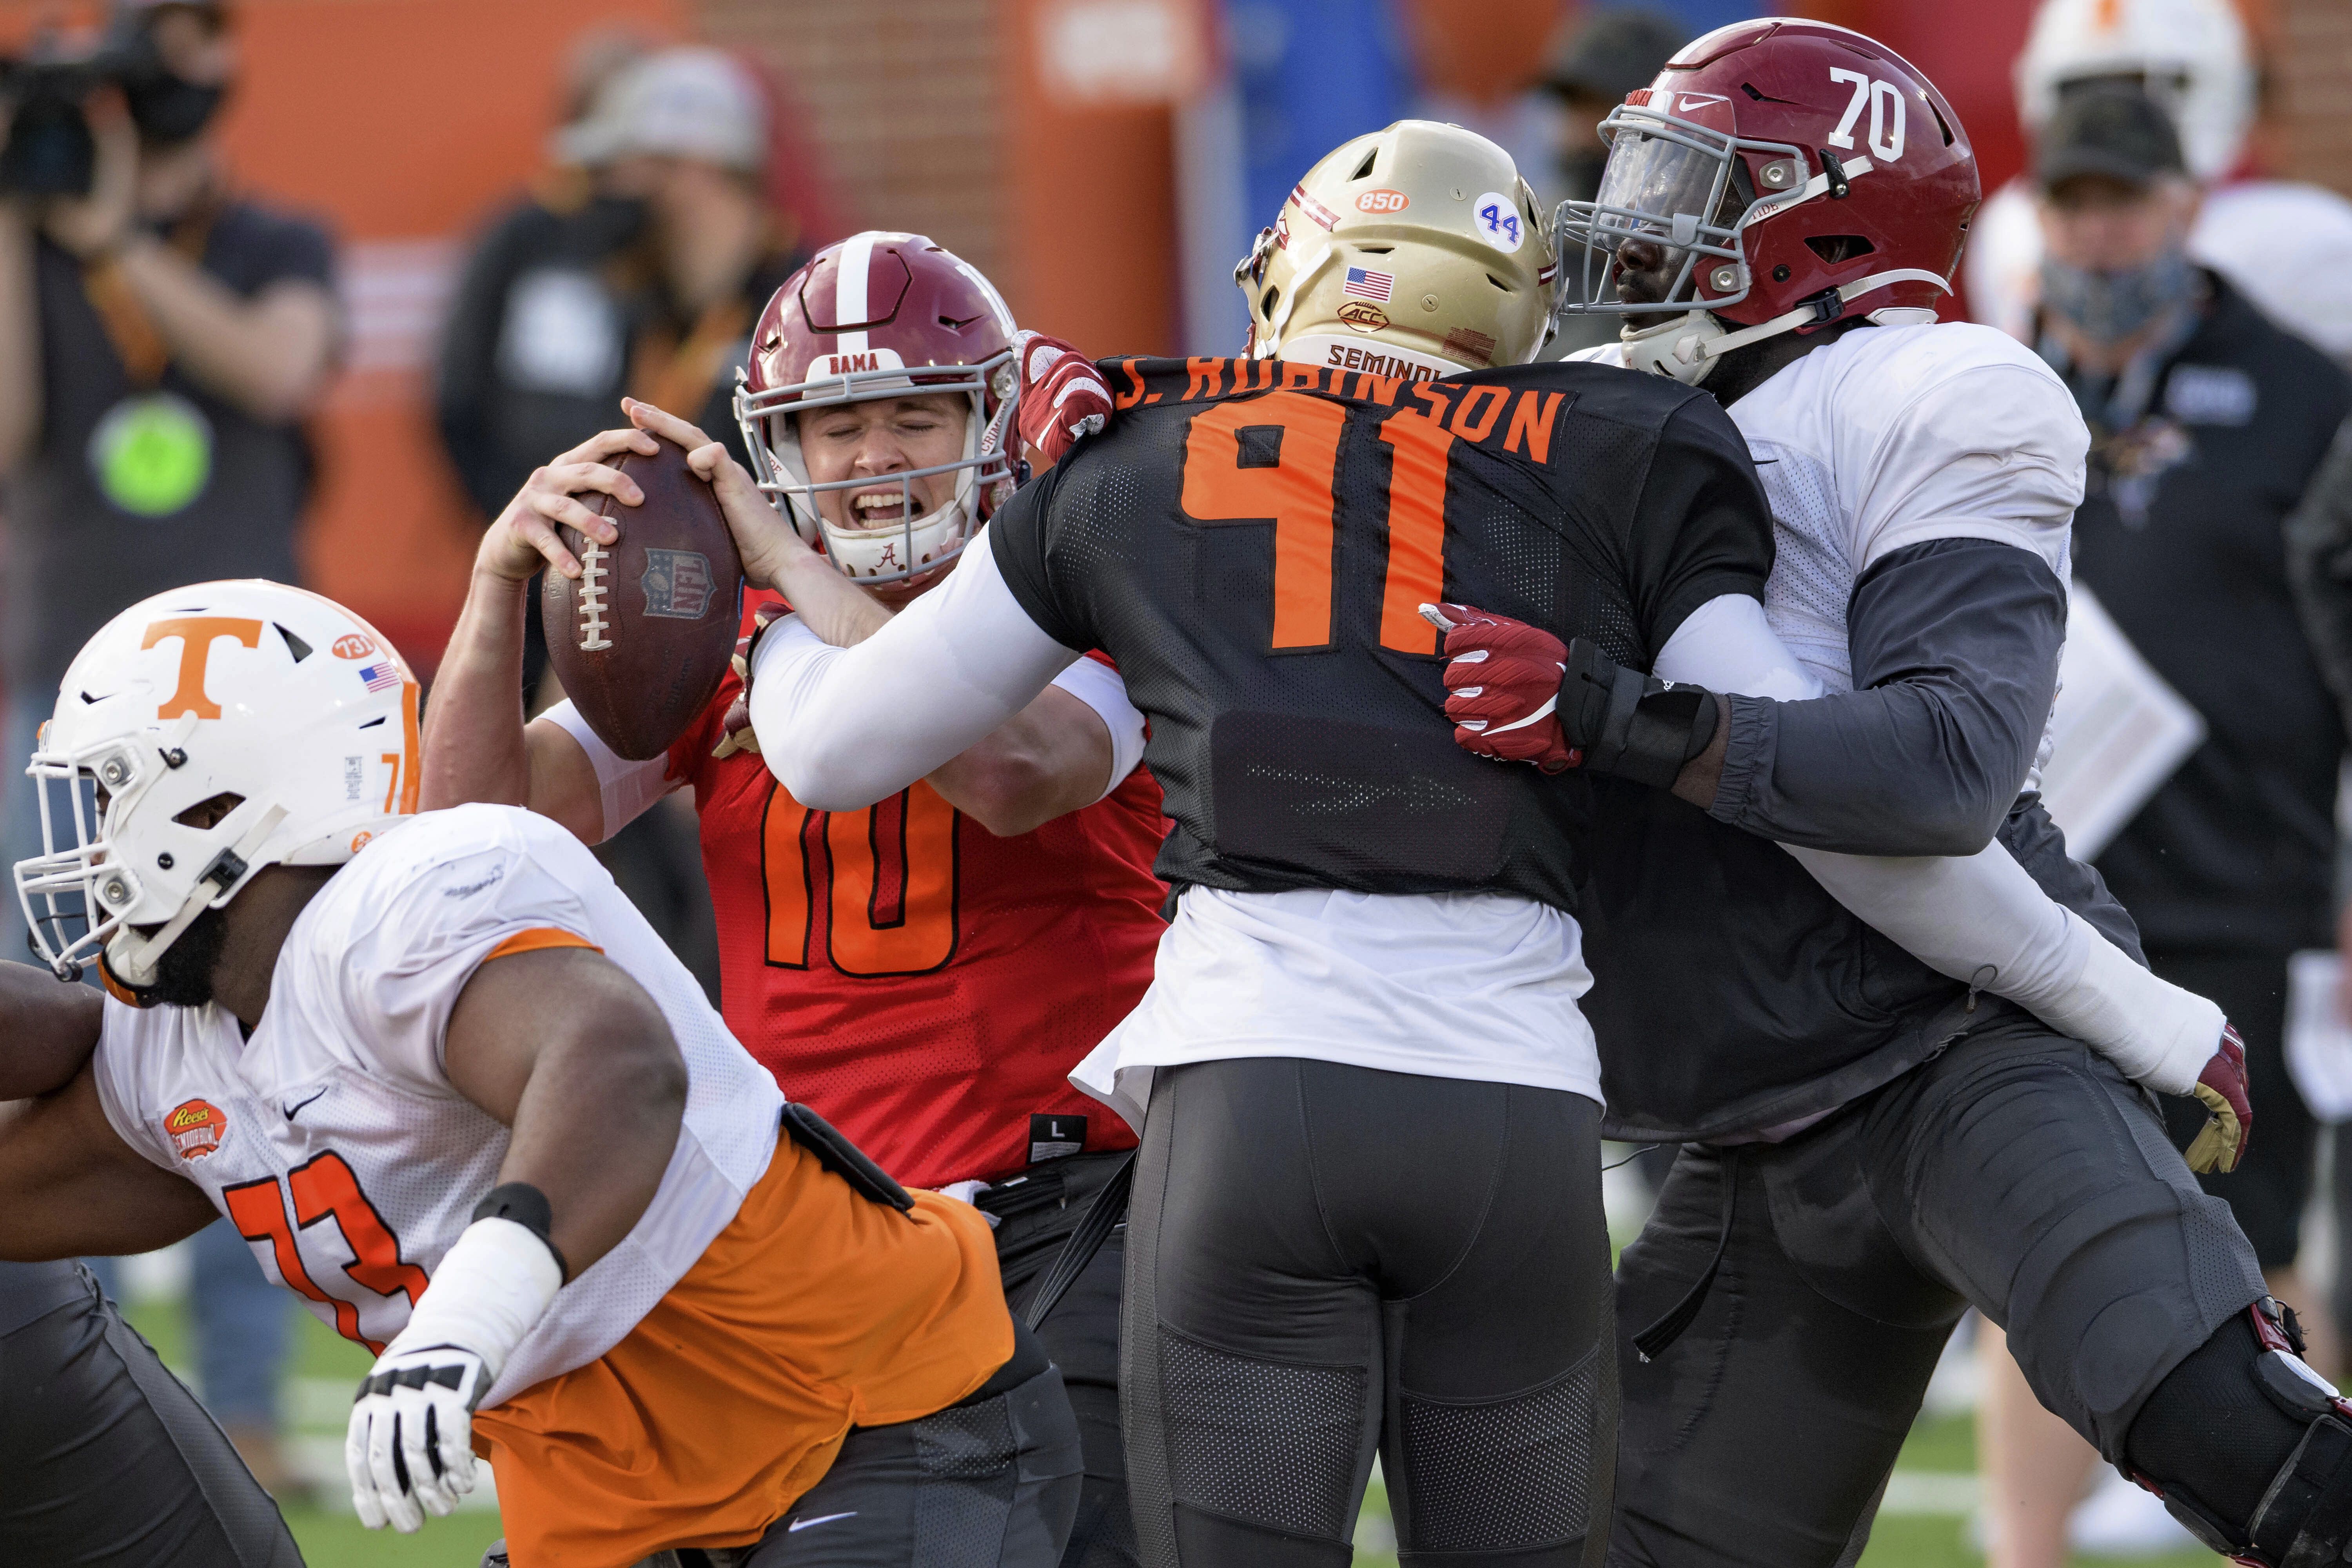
123;1293;2218;1567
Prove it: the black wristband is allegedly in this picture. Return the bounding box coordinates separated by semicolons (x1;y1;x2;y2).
472;1181;570;1283
1557;639;1719;789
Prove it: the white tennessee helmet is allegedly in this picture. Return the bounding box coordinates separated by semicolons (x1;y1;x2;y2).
2016;0;2254;181
15;580;420;994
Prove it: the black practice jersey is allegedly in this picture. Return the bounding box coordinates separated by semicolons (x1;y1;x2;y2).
989;352;1773;911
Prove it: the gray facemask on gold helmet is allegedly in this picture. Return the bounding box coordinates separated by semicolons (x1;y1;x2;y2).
1237;120;1559;379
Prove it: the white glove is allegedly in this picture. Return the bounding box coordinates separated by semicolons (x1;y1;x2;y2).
347;1340;492;1531
345;1209;563;1533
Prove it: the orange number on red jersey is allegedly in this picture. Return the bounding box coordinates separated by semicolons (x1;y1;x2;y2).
762;779;960;976
1180;393;1460;655
224;1153;427;1354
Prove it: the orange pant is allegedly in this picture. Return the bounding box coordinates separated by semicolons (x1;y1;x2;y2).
473;1134;1012;1568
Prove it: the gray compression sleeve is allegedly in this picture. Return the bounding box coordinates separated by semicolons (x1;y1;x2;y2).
1708;537;2066;856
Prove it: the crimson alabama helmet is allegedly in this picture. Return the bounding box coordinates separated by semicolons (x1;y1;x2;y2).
734;232;1020;584
1557;18;1979;383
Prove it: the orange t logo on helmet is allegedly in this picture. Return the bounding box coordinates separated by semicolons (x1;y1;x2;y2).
141;616;263;720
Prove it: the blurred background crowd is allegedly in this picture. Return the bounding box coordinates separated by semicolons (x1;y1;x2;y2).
3;0;2351;1564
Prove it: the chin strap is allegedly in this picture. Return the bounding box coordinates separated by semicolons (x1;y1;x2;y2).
1622;269;1956;383
106;804;287;986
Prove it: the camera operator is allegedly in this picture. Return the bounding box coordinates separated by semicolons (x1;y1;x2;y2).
0;0;337;961
0;0;337;1504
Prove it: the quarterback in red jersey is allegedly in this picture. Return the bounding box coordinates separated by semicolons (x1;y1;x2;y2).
421;232;1161;1566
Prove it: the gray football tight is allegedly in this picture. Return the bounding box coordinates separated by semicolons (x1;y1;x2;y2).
0;1260;303;1567
1120;1057;1614;1568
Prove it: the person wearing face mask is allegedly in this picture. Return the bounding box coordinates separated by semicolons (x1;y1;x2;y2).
435;43;817;1007
1971;83;2352;1568
0;0;338;1506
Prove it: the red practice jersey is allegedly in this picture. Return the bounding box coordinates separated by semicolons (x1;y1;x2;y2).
666;629;1165;1188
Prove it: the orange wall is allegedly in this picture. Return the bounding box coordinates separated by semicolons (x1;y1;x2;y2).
0;0;682;672
1001;0;1180;357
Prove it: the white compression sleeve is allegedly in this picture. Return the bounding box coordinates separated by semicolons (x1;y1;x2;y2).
1049;655;1149;799
748;526;1083;810
539;701;677;843
1657;595;2223;1093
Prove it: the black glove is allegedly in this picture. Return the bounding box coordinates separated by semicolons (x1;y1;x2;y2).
1556;639;1720;789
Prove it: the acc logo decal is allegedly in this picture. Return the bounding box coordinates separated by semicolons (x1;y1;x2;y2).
165;1099;227;1161
1355;189;1408;214
1474;193;1524;253
332;633;376;660
641;549;716;620
1336;301;1390;332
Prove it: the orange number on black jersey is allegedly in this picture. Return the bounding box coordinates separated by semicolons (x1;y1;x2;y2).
1181;393;1347;650
1180;392;1459;656
224;1152;428;1354
761;779;960;976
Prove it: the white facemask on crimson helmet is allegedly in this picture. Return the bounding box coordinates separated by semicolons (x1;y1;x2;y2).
733;231;1020;585
15;580;421;993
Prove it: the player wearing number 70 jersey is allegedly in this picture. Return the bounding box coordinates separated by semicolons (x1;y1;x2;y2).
3;580;1080;1567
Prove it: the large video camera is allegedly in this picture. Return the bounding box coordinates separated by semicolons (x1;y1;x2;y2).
0;18;216;198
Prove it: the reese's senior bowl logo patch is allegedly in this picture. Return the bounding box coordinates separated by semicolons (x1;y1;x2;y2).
164;1099;227;1161
641;549;715;621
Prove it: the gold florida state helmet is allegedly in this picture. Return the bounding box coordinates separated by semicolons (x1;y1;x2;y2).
1237;120;1557;377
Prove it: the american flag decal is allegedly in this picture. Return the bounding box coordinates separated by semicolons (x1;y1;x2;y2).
358;663;400;693
1343;266;1396;303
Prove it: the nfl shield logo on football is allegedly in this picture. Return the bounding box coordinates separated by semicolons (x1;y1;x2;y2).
165;1099;227;1161
641;549;715;621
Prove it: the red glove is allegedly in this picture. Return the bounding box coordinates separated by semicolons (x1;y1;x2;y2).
1011;330;1112;466
1430;603;1581;774
2184;1023;2252;1175
711;601;791;760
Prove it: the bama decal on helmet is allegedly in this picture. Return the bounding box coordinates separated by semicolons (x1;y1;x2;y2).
815;348;907;379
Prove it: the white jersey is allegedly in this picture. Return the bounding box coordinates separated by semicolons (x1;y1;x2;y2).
90;804;784;1408
1968;173;2352;360
1581;323;2087;693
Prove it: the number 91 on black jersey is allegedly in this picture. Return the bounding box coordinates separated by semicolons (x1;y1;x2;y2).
988;353;1775;914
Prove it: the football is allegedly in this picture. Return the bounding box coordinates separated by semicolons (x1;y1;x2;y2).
541;436;745;761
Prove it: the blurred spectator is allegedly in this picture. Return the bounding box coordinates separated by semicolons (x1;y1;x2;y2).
1967;0;2352;360
0;0;336;1499
434;42;813;1002
1979;84;2352;1568
1536;6;1686;356
437;44;803;526
433;25;664;530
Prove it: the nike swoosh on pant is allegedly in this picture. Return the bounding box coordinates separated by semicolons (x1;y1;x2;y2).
788;1512;858;1533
